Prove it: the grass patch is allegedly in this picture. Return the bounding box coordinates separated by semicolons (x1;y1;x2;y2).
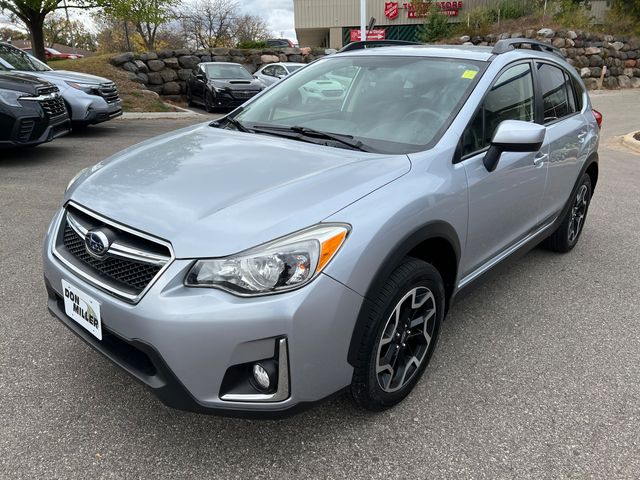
52;55;178;113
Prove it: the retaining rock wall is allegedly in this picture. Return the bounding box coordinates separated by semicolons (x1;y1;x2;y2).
110;47;330;96
454;29;640;89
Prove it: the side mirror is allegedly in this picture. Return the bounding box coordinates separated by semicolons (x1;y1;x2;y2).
483;120;546;172
195;73;204;81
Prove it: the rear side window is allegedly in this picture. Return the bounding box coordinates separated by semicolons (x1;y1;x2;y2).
463;63;535;156
536;63;578;123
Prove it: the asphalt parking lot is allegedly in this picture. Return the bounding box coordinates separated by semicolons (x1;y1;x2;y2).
1;92;639;479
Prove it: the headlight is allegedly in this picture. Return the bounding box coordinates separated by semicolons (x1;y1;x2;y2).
66;81;99;92
65;167;88;192
0;88;28;106
185;224;350;296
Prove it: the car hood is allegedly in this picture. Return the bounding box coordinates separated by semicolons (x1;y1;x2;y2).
36;70;111;84
68;123;411;258
209;78;263;90
0;71;51;94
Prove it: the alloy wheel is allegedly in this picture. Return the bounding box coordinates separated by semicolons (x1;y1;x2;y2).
375;286;437;393
568;184;589;243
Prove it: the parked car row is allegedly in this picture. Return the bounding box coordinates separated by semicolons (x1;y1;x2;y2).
0;41;122;148
187;60;349;113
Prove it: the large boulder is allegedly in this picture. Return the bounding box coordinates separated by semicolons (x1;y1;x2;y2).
134;60;148;73
111;52;134;66
584;78;599;90
537;28;555;38
162;81;181;95
618;75;631;88
134;72;148;84
174;48;190;56
147;72;163;85
147;59;165;72
260;54;279;64
160;68;178;82
146;85;164;95
212;48;231;56
121;61;138;73
178;69;193;81
213;55;231;62
630;77;640;88
164;57;179;68
157;49;174;59
580;67;591;78
603;76;618;89
589;55;604;67
584;47;602;55
140;52;158;62
552;38;566;48
179;55;200;69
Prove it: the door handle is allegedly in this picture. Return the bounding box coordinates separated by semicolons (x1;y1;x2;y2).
534;152;548;166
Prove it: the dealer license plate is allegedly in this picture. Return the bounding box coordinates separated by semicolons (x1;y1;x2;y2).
61;279;102;340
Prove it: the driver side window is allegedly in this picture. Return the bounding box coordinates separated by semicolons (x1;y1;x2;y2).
463;63;535;156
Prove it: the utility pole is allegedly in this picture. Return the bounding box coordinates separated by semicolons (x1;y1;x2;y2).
360;0;366;41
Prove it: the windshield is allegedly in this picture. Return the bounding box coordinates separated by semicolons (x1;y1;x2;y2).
234;55;486;154
205;64;253;79
0;44;51;72
48;48;61;54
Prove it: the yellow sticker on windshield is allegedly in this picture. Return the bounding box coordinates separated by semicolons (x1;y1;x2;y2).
462;70;478;80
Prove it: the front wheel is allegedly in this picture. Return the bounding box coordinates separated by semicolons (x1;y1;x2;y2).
350;257;444;411
542;173;592;253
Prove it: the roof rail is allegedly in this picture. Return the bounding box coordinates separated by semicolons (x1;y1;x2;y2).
492;38;563;57
338;40;421;53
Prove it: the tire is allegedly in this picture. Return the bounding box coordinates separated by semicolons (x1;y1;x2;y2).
204;91;215;113
542;173;592;253
350;257;445;411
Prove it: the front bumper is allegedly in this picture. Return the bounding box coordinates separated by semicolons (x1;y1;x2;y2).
64;91;123;125
43;210;363;416
0;103;70;148
213;91;261;108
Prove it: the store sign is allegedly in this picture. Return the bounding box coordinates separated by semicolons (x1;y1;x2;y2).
350;29;387;41
384;2;399;19
385;2;464;19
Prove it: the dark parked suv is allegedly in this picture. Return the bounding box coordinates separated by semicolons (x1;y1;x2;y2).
0;71;70;148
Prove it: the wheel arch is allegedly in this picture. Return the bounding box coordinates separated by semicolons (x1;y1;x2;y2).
585;152;599;192
346;221;460;366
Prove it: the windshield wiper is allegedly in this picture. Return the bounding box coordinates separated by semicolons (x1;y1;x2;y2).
250;124;371;152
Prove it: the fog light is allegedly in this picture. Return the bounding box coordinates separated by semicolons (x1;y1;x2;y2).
252;363;271;390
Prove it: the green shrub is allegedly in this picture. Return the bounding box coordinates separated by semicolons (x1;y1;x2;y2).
236;40;268;49
417;10;451;42
494;0;529;20
551;0;594;29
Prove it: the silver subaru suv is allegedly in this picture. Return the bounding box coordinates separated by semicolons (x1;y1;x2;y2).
43;39;600;417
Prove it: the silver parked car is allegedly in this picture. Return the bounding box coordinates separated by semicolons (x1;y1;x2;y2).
254;62;305;86
44;39;600;417
0;42;122;127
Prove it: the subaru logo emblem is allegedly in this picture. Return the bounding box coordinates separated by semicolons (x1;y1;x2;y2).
85;230;110;258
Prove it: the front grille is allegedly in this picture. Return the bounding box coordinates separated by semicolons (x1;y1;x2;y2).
39;95;67;119
17;119;35;142
63;225;162;292
53;204;173;302
96;83;120;104
231;90;258;100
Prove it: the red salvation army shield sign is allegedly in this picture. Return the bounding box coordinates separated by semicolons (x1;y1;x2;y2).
384;2;399;19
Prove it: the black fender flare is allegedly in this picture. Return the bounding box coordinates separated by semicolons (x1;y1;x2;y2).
346;220;461;366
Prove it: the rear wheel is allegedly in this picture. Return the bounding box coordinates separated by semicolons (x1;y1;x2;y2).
542;173;592;253
186;87;195;107
350;257;444;411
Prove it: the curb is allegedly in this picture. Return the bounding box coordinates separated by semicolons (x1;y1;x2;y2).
622;132;640;153
118;111;206;120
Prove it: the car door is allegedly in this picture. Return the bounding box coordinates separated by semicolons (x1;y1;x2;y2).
534;61;589;223
273;65;287;81
258;65;277;85
460;62;549;278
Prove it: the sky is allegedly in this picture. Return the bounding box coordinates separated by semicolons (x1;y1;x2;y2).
0;1;298;41
240;0;296;41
